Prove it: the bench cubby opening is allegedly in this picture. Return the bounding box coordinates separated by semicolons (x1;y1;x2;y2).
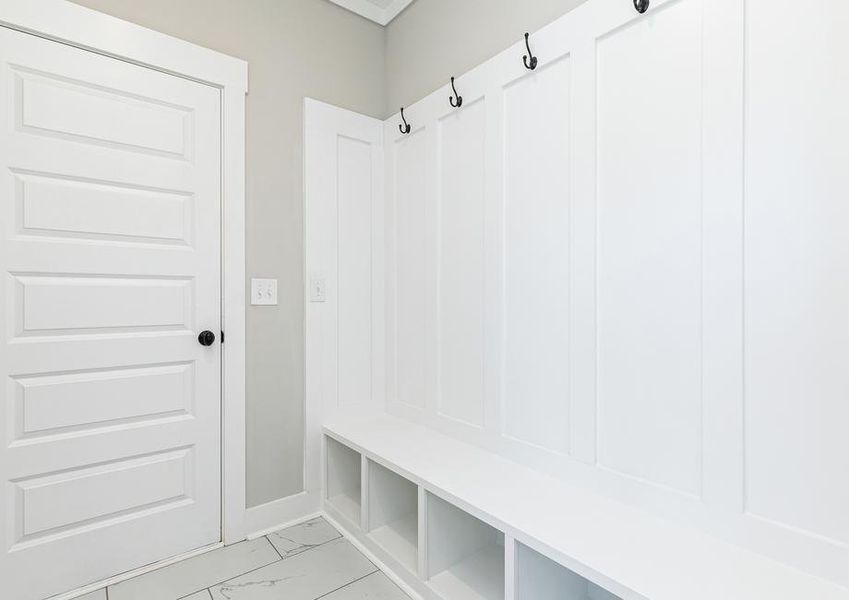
515;543;621;600
366;459;419;573
325;436;362;525
426;492;505;600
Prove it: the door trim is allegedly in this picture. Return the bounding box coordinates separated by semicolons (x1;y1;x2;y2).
0;0;249;546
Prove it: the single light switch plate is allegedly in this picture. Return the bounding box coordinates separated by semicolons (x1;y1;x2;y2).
310;277;327;303
251;278;278;306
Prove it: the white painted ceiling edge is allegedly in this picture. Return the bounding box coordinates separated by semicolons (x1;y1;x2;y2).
326;0;414;25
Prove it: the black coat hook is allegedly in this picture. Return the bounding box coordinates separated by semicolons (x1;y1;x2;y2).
449;77;463;108
634;0;650;13
523;33;538;70
399;107;411;135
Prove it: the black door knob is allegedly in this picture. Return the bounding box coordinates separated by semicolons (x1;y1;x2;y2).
198;330;216;346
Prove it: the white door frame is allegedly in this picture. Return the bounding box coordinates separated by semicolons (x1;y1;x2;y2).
0;0;249;545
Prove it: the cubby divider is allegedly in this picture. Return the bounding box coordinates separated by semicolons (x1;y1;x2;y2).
426;492;505;600
515;543;621;600
321;433;615;600
325;436;362;525
366;460;419;573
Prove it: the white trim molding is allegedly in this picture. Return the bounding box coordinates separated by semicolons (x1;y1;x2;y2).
0;0;247;90
0;0;249;547
326;0;414;26
245;492;323;539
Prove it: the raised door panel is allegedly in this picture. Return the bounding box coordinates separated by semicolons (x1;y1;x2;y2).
13;65;192;159
12;448;192;546
14;171;193;245
594;0;704;496
10;274;193;335
9;362;194;442
437;100;487;428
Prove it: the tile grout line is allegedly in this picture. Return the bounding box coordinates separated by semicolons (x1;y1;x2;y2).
263;528;342;564
154;538;284;600
264;525;341;561
311;569;381;600
202;527;345;595
171;551;280;600
109;520;348;600
265;533;286;561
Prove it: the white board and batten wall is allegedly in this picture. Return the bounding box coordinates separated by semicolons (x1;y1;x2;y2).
304;99;385;514
305;0;849;591
380;0;849;589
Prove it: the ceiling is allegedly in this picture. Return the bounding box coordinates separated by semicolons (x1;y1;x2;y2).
326;0;414;25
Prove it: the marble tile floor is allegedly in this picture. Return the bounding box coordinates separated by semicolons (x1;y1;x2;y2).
74;517;412;600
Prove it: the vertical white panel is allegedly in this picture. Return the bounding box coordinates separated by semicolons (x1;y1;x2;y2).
305;99;383;513
569;31;601;466
437;100;487;427
744;0;849;545
699;0;745;515
595;0;704;495
395;131;428;409
337;135;374;407
502;57;572;454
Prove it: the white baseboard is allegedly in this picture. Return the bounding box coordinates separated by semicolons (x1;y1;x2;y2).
55;505;415;600
245;490;322;538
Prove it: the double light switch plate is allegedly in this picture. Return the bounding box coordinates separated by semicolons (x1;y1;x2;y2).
251;278;278;305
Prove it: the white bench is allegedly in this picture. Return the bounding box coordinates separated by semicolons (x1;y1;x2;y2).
322;415;848;600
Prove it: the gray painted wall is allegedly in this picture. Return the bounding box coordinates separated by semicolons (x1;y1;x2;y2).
385;0;589;112
67;0;589;513
71;0;386;508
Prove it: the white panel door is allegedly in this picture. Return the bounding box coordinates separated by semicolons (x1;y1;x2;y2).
0;28;222;599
